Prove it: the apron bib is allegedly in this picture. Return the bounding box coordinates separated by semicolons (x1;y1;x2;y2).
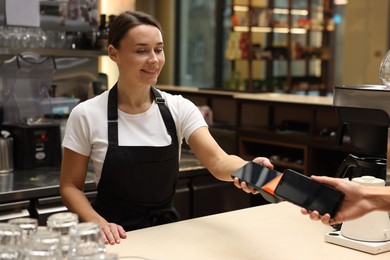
91;84;180;231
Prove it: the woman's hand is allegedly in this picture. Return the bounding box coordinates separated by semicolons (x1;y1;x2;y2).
100;222;127;245
233;177;260;194
233;157;274;194
252;157;274;170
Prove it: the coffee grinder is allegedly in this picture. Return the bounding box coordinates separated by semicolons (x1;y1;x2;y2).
0;53;62;169
324;84;390;254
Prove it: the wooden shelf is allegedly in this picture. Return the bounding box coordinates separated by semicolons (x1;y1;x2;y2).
233;26;332;33
0;47;106;58
271;160;305;171
239;135;308;173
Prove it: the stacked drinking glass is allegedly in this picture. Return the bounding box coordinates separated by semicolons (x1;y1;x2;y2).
0;213;118;259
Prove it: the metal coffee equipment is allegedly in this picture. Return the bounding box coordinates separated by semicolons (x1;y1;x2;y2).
0;130;13;173
333;84;390;184
0;52;62;169
335;153;386;180
325;84;390;254
334;49;390;183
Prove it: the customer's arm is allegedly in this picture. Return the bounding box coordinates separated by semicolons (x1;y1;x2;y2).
302;176;390;225
60;148;126;244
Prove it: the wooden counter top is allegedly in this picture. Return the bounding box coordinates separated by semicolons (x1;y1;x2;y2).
157;84;334;106
233;92;334;106
157;85;240;96
107;202;390;259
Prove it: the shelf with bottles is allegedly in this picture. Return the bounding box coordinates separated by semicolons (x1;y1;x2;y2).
0;13;115;59
0;30;107;60
227;23;331;62
226;0;334;93
230;2;334;33
229;59;327;92
245;76;324;93
249;44;329;61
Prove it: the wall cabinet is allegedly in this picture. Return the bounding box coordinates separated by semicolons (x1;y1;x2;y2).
235;93;352;175
159;85;355;177
191;175;252;218
225;0;334;95
239;136;308;172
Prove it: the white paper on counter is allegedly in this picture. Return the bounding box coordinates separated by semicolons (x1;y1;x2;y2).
5;0;40;27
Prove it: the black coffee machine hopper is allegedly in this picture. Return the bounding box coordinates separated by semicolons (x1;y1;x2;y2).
334;106;388;180
334;153;387;180
333;85;390;183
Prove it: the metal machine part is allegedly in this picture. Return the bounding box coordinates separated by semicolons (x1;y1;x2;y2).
333;85;390;184
329;85;390;254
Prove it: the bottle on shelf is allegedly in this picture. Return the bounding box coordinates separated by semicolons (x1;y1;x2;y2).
108;15;117;28
96;14;108;51
227;0;334;94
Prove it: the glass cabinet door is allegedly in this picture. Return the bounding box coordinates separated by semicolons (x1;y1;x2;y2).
175;0;218;88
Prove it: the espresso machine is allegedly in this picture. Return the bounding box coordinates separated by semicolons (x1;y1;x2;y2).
325;84;390;254
333;84;390;183
0;52;62;169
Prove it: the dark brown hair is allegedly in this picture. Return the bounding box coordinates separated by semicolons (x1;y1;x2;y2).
108;10;162;48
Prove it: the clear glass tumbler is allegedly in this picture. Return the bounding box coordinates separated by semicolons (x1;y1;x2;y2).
0;223;22;259
0;245;19;259
8;217;38;242
22;230;62;259
0;223;22;246
68;222;106;259
46;212;79;257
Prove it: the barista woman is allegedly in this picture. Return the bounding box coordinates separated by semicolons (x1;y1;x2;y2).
60;10;273;245
301;176;390;225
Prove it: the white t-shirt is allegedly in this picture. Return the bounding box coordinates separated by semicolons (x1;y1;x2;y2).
62;88;207;184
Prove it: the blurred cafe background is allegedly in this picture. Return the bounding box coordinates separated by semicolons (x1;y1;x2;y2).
0;0;389;229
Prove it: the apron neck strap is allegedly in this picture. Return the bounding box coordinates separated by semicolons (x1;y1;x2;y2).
107;84;178;148
107;83;119;146
151;87;178;148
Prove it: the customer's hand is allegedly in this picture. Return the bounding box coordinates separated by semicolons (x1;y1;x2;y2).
100;222;127;245
301;176;371;225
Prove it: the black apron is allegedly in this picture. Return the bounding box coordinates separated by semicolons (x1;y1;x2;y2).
91;84;180;231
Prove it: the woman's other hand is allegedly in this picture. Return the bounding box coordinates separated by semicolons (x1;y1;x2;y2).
100;222;127;245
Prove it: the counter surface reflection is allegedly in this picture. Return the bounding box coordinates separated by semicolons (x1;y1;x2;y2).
107;202;390;260
0;150;205;204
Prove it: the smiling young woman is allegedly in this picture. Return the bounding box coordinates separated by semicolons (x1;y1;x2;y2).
59;10;273;246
